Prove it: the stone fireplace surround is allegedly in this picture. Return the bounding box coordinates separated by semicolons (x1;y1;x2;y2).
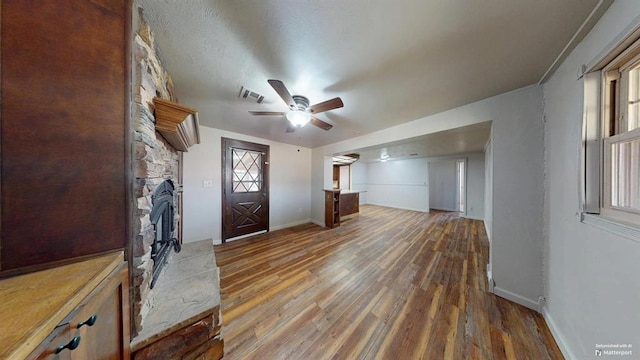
131;13;222;359
131;18;180;333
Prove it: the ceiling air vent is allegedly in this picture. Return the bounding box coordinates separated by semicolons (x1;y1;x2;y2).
239;86;264;103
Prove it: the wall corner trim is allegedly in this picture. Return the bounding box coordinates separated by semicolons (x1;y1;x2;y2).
542;306;578;360
462;215;484;221
492;286;541;312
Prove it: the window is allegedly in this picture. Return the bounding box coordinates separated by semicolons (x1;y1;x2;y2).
583;28;640;232
232;148;263;193
601;40;640;224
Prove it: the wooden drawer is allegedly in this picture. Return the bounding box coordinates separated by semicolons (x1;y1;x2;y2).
25;262;130;360
27;323;73;360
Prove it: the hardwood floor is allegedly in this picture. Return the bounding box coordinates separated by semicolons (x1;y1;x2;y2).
214;205;563;360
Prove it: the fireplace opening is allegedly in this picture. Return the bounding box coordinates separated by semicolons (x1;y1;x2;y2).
150;180;181;288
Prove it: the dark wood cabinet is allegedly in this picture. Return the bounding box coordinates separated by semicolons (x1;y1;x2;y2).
332;165;340;189
324;190;361;229
0;0;131;275
340;192;359;218
324;190;340;228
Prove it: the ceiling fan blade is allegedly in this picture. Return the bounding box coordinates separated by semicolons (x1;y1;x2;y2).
248;111;286;116
268;79;296;108
285;123;297;133
309;97;343;114
310;116;333;131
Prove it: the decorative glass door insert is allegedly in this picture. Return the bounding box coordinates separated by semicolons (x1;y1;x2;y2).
232;149;263;193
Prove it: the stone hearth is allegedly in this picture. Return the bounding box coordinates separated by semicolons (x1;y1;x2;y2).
131;240;223;359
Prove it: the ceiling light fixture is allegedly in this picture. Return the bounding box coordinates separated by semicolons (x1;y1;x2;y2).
286;110;311;128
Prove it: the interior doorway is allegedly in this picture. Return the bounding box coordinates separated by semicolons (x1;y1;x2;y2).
428;158;465;213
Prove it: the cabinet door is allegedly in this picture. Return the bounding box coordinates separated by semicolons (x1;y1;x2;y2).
69;263;130;360
1;0;129;274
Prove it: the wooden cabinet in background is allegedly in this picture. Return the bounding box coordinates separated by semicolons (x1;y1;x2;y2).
324;190;362;229
340;192;360;218
324;190;341;228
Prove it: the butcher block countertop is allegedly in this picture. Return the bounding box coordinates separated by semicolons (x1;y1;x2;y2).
0;251;123;359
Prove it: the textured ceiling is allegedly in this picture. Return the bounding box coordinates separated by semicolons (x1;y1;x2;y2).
137;0;604;150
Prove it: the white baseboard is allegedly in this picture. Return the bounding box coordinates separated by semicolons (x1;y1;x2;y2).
492;286;540;312
225;230;267;242
270;219;311;231
542;306;576;360
429;206;458;212
487;266;494;292
483;221;492;244
366;202;429;213
462;215;484;221
310;219;324;227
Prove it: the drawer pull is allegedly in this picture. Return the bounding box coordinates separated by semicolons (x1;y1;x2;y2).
77;314;97;328
55;336;81;354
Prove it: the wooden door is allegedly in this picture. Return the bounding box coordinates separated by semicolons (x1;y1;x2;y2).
222;138;270;242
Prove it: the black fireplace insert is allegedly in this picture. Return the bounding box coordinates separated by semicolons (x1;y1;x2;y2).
149;180;181;288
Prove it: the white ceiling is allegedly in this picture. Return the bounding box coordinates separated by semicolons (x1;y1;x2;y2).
356;121;492;162
137;0;604;152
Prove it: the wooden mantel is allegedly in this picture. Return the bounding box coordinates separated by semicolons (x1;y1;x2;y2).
153;97;200;151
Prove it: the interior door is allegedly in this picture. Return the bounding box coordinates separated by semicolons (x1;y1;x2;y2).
222;138;270;242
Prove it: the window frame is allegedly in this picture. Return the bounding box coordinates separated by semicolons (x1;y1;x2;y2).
581;23;640;242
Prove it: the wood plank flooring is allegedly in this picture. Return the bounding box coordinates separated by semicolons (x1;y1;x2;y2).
214;205;563;360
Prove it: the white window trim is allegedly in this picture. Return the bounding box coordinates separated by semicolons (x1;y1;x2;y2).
581;213;640;243
579;19;640;243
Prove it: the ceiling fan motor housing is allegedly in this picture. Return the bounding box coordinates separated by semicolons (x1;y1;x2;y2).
291;95;310;111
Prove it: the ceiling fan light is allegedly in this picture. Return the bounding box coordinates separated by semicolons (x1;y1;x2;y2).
286;110;311;127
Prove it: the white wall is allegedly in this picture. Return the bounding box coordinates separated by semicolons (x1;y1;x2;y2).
339;165;350;190
350;161;368;204
351;153;484;216
542;2;640;359
365;158;429;212
428;160;457;211
311;85;544;311
182;125;312;244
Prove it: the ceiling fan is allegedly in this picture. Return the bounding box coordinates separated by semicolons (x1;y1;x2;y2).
249;79;343;133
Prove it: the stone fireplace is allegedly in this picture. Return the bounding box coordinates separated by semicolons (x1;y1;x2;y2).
131;14;181;334
130;12;223;359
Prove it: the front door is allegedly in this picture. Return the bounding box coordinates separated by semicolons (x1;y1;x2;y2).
221;138;270;242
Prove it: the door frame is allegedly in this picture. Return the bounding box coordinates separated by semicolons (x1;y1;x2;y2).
221;137;270;242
